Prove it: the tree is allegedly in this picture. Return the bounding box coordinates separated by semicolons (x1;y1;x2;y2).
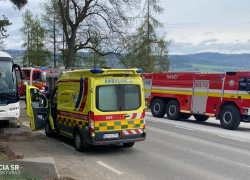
0;15;11;49
155;39;170;72
0;0;28;49
41;0;62;68
84;50;107;68
20;10;50;66
122;0;170;73
57;0;140;68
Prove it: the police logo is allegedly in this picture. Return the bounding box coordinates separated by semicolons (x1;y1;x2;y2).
228;80;235;87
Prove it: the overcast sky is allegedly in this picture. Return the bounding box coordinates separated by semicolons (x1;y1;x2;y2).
1;0;250;54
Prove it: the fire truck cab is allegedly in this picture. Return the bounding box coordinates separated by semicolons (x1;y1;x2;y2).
17;67;54;96
143;71;250;130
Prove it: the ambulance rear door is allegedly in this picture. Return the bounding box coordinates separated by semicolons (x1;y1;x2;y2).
93;77;145;142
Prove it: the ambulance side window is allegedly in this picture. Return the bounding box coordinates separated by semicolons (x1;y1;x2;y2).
30;89;47;108
239;78;247;91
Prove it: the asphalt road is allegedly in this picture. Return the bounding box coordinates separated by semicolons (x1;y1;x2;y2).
14;99;250;179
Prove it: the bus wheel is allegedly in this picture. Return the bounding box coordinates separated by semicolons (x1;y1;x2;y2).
45;121;54;137
194;114;209;121
151;98;166;118
220;105;241;130
166;100;181;120
181;114;192;119
74;130;88;152
123;142;135;147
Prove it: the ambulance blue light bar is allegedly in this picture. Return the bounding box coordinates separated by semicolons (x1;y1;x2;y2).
90;68;104;74
41;67;47;70
137;69;142;73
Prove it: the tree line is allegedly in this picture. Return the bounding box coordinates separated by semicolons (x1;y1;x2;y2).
1;0;170;73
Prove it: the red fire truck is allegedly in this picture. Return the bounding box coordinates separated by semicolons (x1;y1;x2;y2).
17;67;54;96
143;71;250;130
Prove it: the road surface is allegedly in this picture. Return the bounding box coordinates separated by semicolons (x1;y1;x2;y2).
5;99;250;180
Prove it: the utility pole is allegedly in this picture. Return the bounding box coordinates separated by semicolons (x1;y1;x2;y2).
27;23;30;66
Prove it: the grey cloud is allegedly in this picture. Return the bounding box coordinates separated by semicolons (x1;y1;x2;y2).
236;39;239;42
169;40;250;54
198;39;218;46
204;32;213;35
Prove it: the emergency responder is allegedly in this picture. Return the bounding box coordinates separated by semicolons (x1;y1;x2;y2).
43;86;50;99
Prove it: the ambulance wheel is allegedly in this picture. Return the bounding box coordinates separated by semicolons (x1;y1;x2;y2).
151;98;166;118
74;130;88;152
194;114;209;122
220;105;241;130
181;113;192;119
45;121;54;137
166;100;181;120
123;142;135;147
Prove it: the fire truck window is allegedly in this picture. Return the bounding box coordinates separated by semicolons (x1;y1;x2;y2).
34;72;40;80
24;71;30;78
239;78;246;91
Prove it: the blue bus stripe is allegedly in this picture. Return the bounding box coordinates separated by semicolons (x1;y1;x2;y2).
74;78;83;109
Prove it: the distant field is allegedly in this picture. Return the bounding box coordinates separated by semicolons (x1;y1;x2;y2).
191;63;249;72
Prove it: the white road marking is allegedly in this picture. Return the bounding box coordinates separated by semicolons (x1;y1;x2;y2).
219;135;246;142
175;126;195;131
60;142;75;150
97;161;123;175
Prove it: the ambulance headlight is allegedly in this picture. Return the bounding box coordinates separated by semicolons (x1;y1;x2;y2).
137;69;142;73
90;68;104;74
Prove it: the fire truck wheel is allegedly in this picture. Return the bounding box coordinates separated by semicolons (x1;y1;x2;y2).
193;114;209;122
45;121;54;137
166;100;181;120
181;114;192;119
74;130;88;152
220;105;241;130
123;142;135;147
151;98;166;118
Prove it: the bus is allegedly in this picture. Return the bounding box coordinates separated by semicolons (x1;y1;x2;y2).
0;51;23;126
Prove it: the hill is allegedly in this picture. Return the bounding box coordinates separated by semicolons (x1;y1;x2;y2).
4;49;250;73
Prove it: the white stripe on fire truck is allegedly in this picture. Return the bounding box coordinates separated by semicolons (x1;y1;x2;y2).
152;86;243;96
152;86;192;92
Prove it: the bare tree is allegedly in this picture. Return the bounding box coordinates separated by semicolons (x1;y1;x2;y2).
57;0;140;68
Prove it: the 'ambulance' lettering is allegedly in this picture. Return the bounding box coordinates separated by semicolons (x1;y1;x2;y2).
105;79;133;83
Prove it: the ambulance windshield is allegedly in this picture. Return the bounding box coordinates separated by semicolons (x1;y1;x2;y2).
96;85;141;111
0;61;18;105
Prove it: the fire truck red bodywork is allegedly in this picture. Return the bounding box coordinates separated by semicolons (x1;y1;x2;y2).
17;68;54;96
143;72;250;130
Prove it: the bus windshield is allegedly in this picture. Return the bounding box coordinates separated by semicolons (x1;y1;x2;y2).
0;61;18;105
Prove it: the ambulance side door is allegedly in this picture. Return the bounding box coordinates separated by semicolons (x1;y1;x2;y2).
26;86;49;130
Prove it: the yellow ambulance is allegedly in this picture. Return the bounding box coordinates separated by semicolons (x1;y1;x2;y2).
26;68;146;151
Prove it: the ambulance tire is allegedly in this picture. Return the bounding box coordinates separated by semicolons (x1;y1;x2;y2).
123;142;135;147
181;114;192;119
45;121;54;137
220;105;241;130
74;130;88;152
194;114;209;122
151;98;166;118
166;100;181;120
